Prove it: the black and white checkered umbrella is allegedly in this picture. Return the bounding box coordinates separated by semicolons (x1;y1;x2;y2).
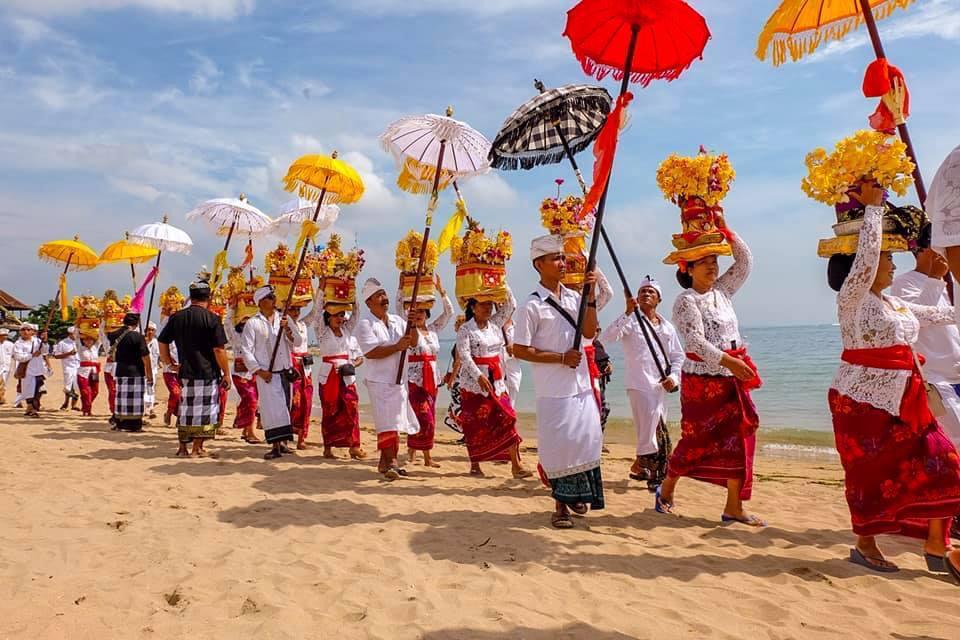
489;82;612;174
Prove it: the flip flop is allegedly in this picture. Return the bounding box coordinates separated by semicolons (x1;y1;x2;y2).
383;467;400;481
396;468;409;477
947;552;960;585
654;486;675;515
629;472;650;482
263;450;283;460
849;547;899;573
925;553;947;573
512;468;533;479
721;513;768;528
551;513;574;529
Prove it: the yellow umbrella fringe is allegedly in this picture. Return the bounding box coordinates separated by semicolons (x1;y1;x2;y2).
756;0;915;65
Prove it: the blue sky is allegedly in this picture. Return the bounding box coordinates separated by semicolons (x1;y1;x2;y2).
1;0;959;328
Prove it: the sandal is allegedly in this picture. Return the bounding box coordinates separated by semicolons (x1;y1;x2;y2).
570;503;589;516
849;547;899;573
947;551;960;585
654;486;675;515
512;468;533;479
551;513;574;529
243;436;263;445
721;513;767;528
383;467;400;481
263;450;283;460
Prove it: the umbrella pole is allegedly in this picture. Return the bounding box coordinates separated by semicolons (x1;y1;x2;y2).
553;123;671;381
857;0;926;204
223;216;237;252
395;142;448;385
571;25;639;351
144;252;162;330
268;187;328;372
45;254;74;334
131;263;143;333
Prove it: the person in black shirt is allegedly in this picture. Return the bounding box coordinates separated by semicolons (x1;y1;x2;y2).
109;313;152;432
158;279;230;458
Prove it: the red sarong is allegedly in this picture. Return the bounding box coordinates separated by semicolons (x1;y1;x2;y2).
232;374;258;429
407;382;437;452
667;373;759;501
459;389;521;463
77;367;99;415
163;372;181;418
830;345;960;538
320;374;360;449
105;371;117;414
290;356;313;439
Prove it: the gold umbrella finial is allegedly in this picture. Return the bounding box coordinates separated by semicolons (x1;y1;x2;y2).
74;234;80;241
331;150;339;159
446;105;454;117
162;214;169;224
124;231;130;240
239;192;247;201
534;79;546;93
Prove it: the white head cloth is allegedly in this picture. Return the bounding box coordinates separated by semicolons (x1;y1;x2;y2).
362;278;385;302
253;285;275;305
22;323;38;331
638;275;662;300
0;328;9;336
66;326;76;335
530;234;565;261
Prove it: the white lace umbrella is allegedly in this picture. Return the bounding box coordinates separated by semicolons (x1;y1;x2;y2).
379;107;491;383
269;197;340;239
129;215;193;327
186;193;273;247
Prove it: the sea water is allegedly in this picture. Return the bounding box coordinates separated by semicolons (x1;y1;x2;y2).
353;324;842;433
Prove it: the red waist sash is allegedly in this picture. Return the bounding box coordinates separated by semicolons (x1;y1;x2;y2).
583;344;601;382
321;354;349;407
841;345;932;435
473;355;504;383
409;353;438;396
80;361;100;371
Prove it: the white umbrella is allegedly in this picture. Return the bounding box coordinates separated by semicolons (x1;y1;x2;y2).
186;193;273;247
129;215;193;328
379;107;491;384
269;197;340;239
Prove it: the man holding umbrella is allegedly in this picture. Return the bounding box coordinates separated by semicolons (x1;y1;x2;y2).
158;279;231;458
514;235;604;529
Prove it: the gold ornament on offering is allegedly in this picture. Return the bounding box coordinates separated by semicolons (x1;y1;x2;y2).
396;230;440;308
73;295;103;340
539;190;593;287
451;217;511;308
101;290;132;333
315;234;365;312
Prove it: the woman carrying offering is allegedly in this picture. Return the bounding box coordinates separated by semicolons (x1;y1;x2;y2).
809;131;960;580
653;150;765;527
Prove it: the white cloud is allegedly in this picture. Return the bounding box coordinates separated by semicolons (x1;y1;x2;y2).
345;0;554;17
235;58;263;89
188;51;223;95
8;16;57;43
3;0;256;19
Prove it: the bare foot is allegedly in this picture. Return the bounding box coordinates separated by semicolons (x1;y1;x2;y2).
349;448;367;460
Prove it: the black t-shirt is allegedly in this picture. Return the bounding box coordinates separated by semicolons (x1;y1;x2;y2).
157;304;228;380
111;329;150;378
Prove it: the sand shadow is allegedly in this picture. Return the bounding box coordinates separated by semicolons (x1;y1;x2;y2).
418;624;636;639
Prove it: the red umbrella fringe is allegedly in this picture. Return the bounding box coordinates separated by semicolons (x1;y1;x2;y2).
577;55;696;87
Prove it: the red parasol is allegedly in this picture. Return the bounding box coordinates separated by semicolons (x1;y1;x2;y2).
564;0;711;87
563;0;710;349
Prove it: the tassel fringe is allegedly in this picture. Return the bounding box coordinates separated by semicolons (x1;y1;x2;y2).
756;0;915;66
577;54;698;87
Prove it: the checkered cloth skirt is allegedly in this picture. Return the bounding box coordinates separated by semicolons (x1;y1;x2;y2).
114;377;145;419
178;379;220;443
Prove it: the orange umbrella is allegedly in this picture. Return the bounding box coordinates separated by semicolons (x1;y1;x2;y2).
757;0;926;202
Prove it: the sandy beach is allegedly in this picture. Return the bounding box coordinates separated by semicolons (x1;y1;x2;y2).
1;376;957;640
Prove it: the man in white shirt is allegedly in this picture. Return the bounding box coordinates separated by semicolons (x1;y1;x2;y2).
0;328;14;405
53;326;81;411
13;323;49;417
241;285;304;460
144;322;160;419
355;278;418;480
603;277;685;491
891;225;960;444
514;234;602;530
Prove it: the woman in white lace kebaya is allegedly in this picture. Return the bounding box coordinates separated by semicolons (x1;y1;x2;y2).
825;182;960;578
656;218;765;527
396;275;454;468
304;287;366;460
455;287;530;478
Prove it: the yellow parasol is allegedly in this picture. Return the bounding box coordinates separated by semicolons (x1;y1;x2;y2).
757;0;926;202
265;151;365;371
37;236;100;329
99;234;160;294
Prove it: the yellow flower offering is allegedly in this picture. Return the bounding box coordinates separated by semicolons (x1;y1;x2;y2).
395;230;440;274
802;130;915;206
657;149;735;207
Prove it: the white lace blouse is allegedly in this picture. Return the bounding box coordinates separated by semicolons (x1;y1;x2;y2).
831;205;954;415
456;288;516;396
671;231;752;377
394;290;454;389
